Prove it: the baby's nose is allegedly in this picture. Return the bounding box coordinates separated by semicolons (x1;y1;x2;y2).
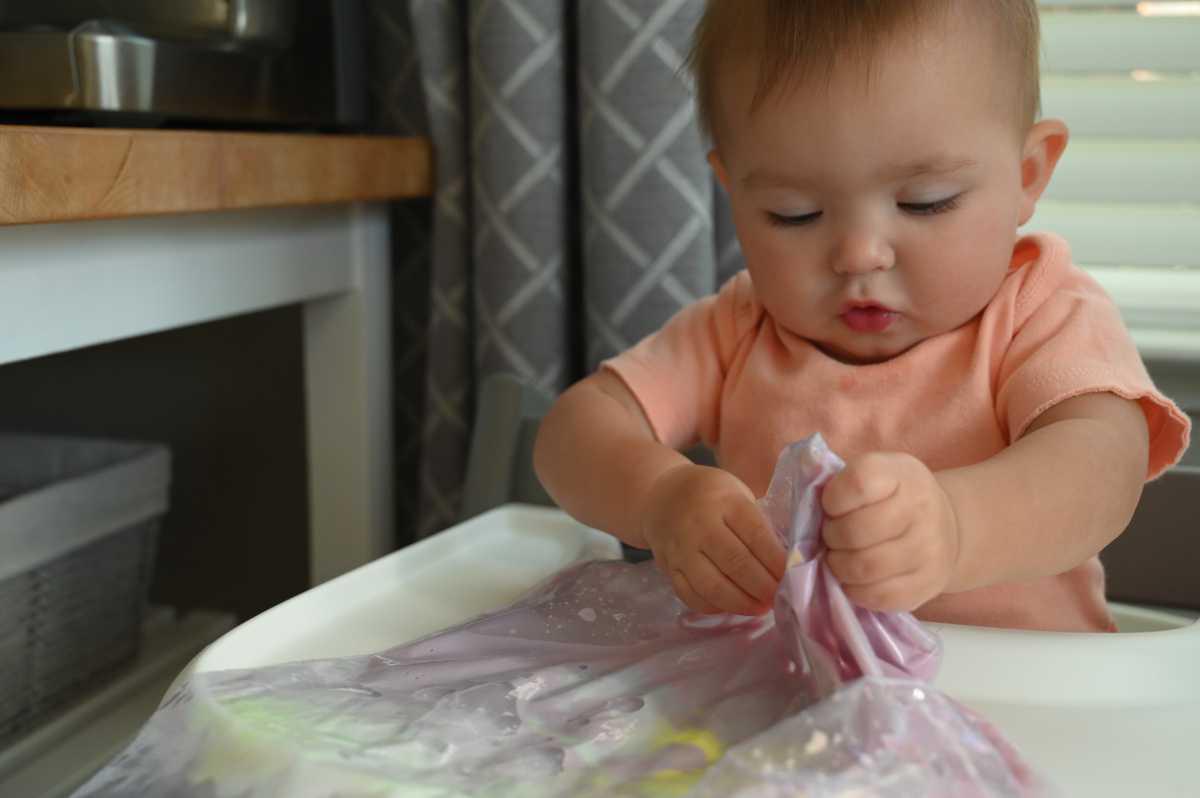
831;231;895;275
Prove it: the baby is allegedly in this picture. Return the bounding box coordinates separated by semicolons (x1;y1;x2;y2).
534;0;1190;632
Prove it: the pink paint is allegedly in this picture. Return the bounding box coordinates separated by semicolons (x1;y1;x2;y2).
75;436;1046;798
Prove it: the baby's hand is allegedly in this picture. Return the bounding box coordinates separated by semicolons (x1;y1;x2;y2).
821;452;960;612
641;465;787;616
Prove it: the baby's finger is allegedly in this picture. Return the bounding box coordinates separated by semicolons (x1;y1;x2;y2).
709;534;778;608
821;454;900;518
681;555;763;616
668;568;721;614
724;500;788;581
842;571;931;613
821;498;907;551
826;534;920;587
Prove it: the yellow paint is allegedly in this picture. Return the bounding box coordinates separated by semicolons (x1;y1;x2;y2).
651;727;725;763
629;726;727;797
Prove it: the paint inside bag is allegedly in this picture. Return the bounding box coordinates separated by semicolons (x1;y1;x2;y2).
74;435;1050;797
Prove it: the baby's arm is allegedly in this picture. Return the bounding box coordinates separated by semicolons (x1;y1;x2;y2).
820;392;1149;611
534;370;786;615
940;391;1149;593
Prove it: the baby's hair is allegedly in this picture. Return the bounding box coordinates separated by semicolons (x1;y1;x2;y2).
687;0;1041;142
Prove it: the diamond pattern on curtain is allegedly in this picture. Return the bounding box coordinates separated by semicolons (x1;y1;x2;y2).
408;0;474;536
578;0;713;369
470;0;571;393
380;0;735;538
367;0;433;545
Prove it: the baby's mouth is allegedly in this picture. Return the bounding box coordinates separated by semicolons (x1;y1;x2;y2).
840;302;898;333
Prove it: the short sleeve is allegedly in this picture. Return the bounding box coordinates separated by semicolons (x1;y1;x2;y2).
995;254;1190;480
602;273;757;451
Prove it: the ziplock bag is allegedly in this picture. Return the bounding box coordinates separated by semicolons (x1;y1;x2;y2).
74;435;1049;797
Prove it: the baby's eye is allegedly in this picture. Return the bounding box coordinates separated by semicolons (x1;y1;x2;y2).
767;210;822;227
898;195;962;216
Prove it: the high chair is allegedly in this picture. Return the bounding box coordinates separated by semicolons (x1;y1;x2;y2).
450;372;1200;792
174;370;1198;796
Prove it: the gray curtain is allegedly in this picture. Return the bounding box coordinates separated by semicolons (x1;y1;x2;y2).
369;0;742;541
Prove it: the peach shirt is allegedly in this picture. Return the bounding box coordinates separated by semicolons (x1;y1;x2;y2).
603;233;1191;632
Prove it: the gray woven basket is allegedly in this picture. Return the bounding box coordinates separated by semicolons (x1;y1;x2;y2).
0;435;169;744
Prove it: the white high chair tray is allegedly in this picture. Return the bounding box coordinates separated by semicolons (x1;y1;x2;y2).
189;505;1200;797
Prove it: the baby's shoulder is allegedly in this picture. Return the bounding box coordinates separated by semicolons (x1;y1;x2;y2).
998;232;1109;324
714;270;766;341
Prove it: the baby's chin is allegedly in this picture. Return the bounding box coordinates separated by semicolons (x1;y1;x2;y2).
813;335;924;365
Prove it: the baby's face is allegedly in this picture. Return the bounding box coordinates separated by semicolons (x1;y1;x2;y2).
710;12;1038;364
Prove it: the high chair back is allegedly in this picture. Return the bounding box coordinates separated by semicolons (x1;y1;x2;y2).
461;373;555;521
460;373;712;562
1103;465;1200;613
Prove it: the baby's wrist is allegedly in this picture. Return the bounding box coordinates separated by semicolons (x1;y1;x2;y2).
935;473;970;593
634;462;694;547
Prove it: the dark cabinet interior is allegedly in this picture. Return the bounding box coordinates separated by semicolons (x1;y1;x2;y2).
0;307;310;622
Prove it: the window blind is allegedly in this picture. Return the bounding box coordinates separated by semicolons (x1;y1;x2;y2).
1029;1;1200;358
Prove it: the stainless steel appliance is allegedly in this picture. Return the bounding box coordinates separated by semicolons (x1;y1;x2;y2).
0;0;367;129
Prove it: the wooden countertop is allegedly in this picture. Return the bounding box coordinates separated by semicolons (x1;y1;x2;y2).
0;126;433;225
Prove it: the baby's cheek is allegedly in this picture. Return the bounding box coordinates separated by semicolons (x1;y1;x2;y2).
917;236;1009;328
914;280;982;331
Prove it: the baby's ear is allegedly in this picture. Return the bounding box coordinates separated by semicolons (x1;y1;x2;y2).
708;150;731;192
1018;119;1069;225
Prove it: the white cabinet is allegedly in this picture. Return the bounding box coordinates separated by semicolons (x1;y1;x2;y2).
0;202;397;584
